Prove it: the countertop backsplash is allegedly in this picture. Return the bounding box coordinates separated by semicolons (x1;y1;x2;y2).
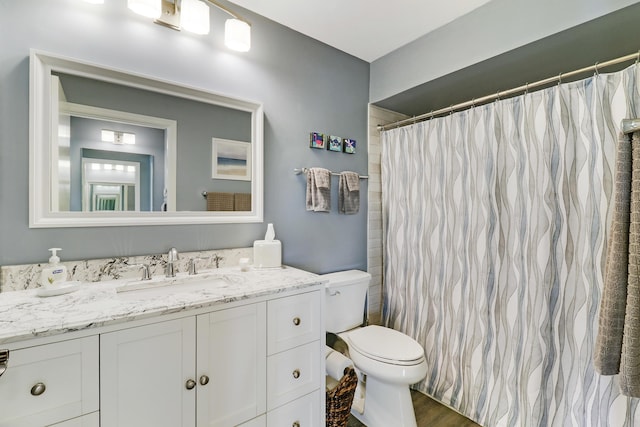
0;247;252;293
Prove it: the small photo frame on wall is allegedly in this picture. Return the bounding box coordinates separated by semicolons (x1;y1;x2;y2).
343;138;356;154
310;132;326;149
328;135;342;152
212;138;251;181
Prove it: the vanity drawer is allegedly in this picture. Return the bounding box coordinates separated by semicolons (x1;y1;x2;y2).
267;291;321;355
267;341;321;410
267;390;320;427
0;336;99;427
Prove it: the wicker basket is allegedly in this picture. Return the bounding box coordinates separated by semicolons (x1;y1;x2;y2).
326;367;358;427
206;192;234;211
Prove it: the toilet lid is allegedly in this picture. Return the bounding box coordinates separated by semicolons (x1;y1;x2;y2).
348;325;425;364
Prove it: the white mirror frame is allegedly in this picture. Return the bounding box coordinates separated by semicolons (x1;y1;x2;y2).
29;50;264;227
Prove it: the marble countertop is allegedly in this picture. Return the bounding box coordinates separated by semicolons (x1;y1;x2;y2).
0;266;325;345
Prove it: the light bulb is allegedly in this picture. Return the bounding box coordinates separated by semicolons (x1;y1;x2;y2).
225;19;251;52
181;0;210;35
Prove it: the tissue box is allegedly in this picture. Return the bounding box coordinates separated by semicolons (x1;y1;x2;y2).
253;240;281;268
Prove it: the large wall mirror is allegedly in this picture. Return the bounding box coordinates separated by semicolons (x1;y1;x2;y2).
29;50;263;227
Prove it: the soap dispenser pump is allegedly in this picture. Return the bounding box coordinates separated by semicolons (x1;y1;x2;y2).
40;248;68;286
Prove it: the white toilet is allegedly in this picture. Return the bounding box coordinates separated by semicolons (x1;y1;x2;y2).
323;270;427;427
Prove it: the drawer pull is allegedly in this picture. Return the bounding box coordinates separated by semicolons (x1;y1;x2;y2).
292;369;300;379
0;349;8;378
292;317;301;326
30;382;46;396
185;379;196;390
292;422;300;427
199;375;210;386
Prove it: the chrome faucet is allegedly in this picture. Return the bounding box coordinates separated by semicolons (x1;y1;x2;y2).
139;264;152;281
166;247;179;278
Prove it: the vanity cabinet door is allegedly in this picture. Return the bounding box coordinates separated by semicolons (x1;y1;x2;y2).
0;336;98;427
100;317;196;427
196;302;267;427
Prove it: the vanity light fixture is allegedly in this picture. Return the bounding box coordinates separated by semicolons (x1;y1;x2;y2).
225;18;250;52
181;0;210;35
126;0;251;51
102;130;136;145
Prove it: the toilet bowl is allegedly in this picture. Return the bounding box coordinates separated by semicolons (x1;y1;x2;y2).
323;270;427;427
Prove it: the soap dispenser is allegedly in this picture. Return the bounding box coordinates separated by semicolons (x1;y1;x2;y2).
40;248;68;286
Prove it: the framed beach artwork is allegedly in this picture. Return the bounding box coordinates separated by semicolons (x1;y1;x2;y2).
211;138;251;181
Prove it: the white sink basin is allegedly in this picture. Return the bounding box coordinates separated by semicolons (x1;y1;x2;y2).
116;272;229;298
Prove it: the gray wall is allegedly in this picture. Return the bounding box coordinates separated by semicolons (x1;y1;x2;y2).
370;0;639;105
0;0;369;274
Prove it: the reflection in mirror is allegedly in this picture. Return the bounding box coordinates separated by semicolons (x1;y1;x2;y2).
30;50;263;227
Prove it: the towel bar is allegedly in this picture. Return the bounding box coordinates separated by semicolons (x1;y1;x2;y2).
294;168;368;179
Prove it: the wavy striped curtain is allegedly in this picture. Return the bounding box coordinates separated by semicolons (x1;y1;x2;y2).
381;63;640;427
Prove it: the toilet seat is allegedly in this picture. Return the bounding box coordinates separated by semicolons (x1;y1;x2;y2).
348;325;425;366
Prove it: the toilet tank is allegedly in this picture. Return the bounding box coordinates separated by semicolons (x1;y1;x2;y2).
322;270;371;333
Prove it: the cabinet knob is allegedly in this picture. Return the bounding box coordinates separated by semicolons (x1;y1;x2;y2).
30;382;46;396
292;369;300;379
292;422;300;427
199;375;210;386
185;379;196;390
292;317;301;326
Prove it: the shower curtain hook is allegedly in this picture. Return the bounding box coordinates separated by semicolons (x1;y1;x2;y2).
557;73;563;86
594;62;600;76
524;82;529;95
636;50;639;65
428;110;434;121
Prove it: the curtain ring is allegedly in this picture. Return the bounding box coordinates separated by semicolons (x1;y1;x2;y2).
524;82;529;95
594;62;600;76
557;73;563;86
428;110;434;121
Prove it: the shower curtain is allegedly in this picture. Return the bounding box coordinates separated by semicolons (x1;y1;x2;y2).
381;63;640;427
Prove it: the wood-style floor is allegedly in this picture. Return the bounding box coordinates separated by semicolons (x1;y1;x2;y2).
347;389;481;427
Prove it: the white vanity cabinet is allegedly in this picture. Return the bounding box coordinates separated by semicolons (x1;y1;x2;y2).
0;336;99;427
266;291;323;426
100;317;197;427
196;302;267;427
100;303;266;427
0;276;324;427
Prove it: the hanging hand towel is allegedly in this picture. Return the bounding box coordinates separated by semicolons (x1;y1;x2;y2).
338;171;360;214
594;132;632;376
306;167;331;212
594;131;640;397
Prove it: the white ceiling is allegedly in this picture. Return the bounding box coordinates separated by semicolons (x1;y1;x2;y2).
226;0;493;62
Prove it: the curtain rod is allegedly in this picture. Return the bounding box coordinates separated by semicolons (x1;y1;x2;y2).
378;51;640;132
